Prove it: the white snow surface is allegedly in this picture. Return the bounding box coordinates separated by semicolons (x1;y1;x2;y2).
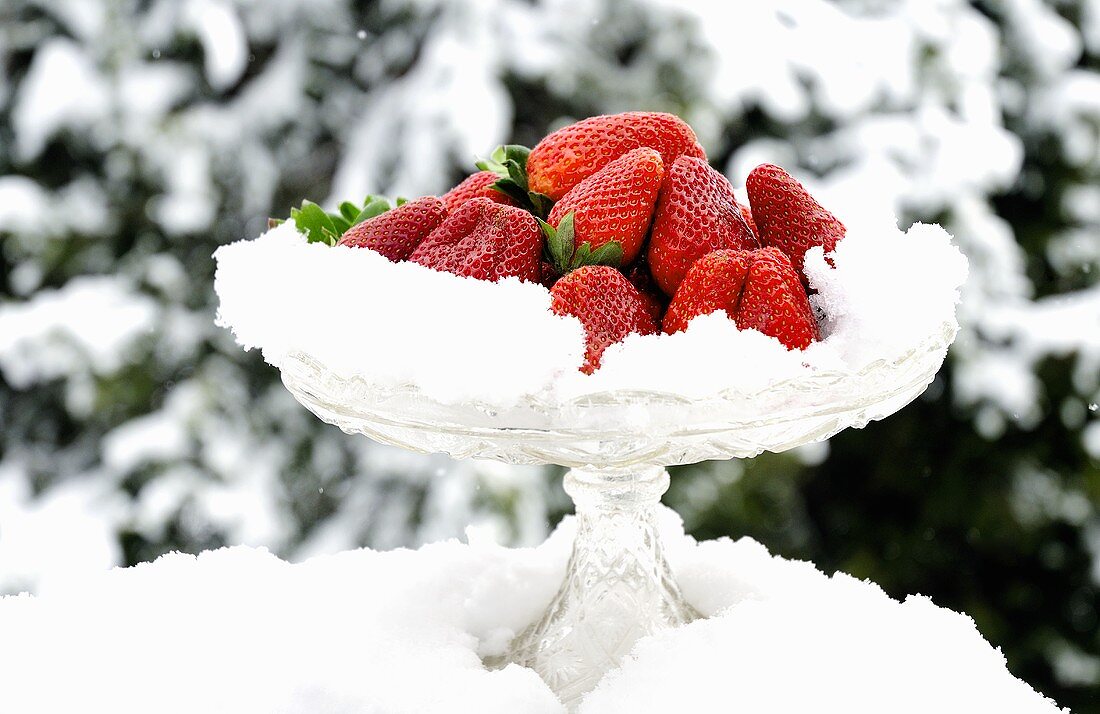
214;222;586;404
214;217;966;405
0;508;1062;713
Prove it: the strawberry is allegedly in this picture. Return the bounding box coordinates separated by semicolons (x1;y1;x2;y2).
647;156;759;296
336;196;446;261
663;247;818;350
662;250;751;335
440;171;521;214
527;112;706;201
543;147;664;270
636;288;666;327
550;265;658;374
539;260;561;289
736;247;819;350
745;163;845;277
625;257;667;325
409;197;541;283
738;204;758;240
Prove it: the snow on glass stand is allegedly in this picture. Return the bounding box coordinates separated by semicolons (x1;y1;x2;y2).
277;320;955;708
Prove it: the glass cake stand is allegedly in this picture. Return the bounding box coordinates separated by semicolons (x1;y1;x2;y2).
278;322;956;708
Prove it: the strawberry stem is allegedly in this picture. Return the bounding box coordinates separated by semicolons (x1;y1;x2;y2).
538;211;623;274
476;144;555;219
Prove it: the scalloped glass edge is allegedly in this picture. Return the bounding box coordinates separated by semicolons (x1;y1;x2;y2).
278;320;957;467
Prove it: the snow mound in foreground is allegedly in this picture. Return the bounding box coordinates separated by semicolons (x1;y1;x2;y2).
214;218;966;405
0;509;1061;713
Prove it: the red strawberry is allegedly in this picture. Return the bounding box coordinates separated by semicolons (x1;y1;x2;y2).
409;197;541;283
539;260;561;289
550;265;658;374
738;204;758;239
527;112;705;201
636;289;666;326
440;171;521;213
545;147;664;268
663;247;818;350
647;156;759;296
736;247;819;350
662;250;751;335
745;164;845;277
625;257;667;325
337;196;446;261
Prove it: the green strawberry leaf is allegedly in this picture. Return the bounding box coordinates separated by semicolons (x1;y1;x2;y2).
339;201;361;223
478;143;554;219
538;218;564;272
572;242;591;269
290;201;340;245
502;144;531;166
504;159;527;188
476;149;506;178
283;195;399;246
478;145;529;176
490;177;533;206
536;211;624;273
540;211;592;275
555;212;576;260
486;178;555;220
586;241;624;268
355;196;392;224
331;215;352;235
528;192;555;219
396;196;408;207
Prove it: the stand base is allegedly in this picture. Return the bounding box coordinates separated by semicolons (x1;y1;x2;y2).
489;466;699;709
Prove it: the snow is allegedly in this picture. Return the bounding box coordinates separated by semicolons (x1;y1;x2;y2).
0;508;1063;713
0;276;158;388
102;409;190;474
328;0;514;202
11;38;110;162
0;175;112;252
215;222;586;404
28;0;107;40
181;0;249;91
117;62;193;139
1003;0;1083;78
1031;70;1100;166
956;285;1100;430
146;143;217;234
0;176;52;235
1;0;1097;691
0;462;125;597
214;214;965;406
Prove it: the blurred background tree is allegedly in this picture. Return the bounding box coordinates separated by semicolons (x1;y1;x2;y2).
0;0;1097;709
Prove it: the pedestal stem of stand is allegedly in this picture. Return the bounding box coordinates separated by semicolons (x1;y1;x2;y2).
500;465;699;709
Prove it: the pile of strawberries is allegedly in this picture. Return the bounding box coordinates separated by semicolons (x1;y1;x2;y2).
288;112;846;374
